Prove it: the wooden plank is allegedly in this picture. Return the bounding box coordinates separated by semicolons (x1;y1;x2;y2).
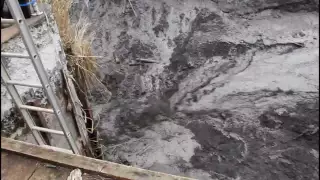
1;151;110;180
1;14;45;44
28;163;71;180
59;48;101;158
1;137;195;180
60;51;94;157
1;152;39;180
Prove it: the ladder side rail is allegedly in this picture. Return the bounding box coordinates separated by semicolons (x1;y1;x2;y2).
1;62;46;145
5;0;80;154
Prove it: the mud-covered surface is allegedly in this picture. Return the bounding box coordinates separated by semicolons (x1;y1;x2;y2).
72;0;318;179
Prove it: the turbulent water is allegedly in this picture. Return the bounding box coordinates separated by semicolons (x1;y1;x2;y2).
71;0;319;179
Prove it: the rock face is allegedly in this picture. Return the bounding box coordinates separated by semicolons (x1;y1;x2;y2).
72;0;318;179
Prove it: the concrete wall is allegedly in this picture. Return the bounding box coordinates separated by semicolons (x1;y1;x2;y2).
1;5;80;150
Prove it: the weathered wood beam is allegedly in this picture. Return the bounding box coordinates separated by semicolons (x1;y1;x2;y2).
1;14;45;44
1;137;195;180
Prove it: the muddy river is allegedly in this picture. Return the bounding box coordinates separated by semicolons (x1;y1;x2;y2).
71;0;319;179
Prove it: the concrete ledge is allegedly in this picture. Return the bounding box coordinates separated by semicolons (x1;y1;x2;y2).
1;137;195;180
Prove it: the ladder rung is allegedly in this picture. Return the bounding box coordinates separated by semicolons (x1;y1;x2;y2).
19;104;54;113
32;126;64;135
6;80;42;88
40;145;73;154
1;18;16;24
1;52;30;59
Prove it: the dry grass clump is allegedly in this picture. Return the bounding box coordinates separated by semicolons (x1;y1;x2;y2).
51;0;97;92
42;0;107;158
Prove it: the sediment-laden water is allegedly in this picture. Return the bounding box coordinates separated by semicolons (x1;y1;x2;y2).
71;0;319;179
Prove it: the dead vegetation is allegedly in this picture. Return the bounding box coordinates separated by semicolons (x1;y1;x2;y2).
49;0;107;158
50;0;98;93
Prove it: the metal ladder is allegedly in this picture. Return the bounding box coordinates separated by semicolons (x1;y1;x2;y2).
1;0;80;154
